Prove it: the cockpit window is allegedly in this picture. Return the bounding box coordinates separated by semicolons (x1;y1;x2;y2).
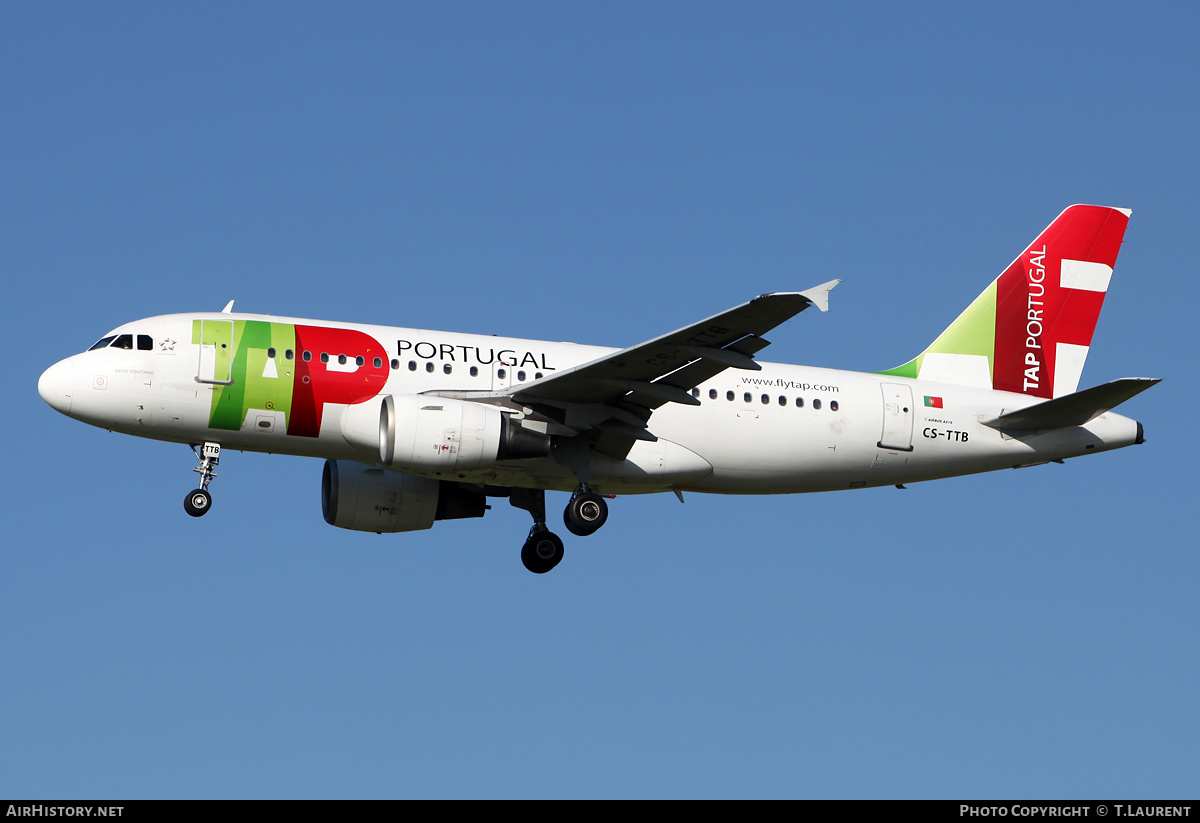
88;336;116;351
137;334;153;351
112;334;134;350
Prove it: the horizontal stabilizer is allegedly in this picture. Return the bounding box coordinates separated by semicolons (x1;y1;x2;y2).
982;378;1160;431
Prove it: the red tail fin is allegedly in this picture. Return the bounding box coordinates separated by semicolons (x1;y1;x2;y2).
881;205;1131;398
993;205;1129;398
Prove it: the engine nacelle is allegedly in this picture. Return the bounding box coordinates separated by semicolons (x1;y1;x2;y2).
321;460;487;533
341;394;550;474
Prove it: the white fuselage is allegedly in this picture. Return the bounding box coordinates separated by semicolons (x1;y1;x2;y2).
38;311;1144;496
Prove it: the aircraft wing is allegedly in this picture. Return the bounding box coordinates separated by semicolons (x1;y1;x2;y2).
433;281;838;457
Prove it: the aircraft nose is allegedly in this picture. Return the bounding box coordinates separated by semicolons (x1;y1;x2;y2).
38;358;75;415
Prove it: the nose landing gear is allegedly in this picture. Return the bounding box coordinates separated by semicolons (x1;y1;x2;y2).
184;442;221;517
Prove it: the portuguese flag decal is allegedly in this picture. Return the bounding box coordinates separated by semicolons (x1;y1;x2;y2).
924;396;943;408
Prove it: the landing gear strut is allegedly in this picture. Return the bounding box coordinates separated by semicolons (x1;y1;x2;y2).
510;488;564;574
184;441;221;517
563;485;608;536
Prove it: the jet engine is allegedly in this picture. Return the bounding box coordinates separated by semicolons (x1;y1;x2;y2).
341;394;550;474
321;459;487;533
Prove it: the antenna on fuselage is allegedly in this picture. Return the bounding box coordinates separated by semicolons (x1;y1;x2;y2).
221;300;235;313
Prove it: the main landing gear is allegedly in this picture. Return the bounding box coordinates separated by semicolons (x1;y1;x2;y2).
563;485;609;536
184;441;221;517
521;528;565;575
511;485;611;574
510;489;563;574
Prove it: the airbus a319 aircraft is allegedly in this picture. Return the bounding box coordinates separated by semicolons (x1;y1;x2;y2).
39;205;1157;573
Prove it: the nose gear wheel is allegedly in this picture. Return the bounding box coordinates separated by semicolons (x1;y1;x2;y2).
184;441;221;518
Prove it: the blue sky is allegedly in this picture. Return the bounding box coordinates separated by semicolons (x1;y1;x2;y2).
3;2;1196;798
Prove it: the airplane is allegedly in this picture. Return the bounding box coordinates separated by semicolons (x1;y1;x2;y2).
38;205;1158;573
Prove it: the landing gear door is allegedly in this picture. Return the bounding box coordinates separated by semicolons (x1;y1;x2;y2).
197;320;235;385
878;382;915;451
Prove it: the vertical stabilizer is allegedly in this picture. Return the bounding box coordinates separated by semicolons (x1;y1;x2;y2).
880;205;1130;398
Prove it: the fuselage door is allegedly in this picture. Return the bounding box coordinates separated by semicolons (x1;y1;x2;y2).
878;382;915;451
197;319;235;385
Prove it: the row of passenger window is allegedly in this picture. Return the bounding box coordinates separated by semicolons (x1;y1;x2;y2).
85;337;830;408
90;335;543;384
272;350;544;383
86;336;836;411
403;361;542;381
259;348;395;370
690;387;839;411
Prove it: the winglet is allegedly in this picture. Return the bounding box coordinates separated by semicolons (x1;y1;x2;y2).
799;280;839;313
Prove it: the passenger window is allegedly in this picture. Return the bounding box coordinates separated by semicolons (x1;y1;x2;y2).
88;336;116;351
302;351;312;362
356;356;365;367
744;392;752;403
337;354;347;365
408;361;417;371
813;399;822;410
320;353;329;364
778;396;786;406
391;359;400;370
498;369;507;380
443;364;452;374
285;349;294;360
373;357;382;368
795;397;804;408
137;334;153;351
726;391;734;401
830;400;839;412
709;389;718;400
112;334;133;350
267;347;277;359
470;366;479;377
425;362;434;373
761;394;769;405
535;372;543;380
517;370;526;381
692;388;700;398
